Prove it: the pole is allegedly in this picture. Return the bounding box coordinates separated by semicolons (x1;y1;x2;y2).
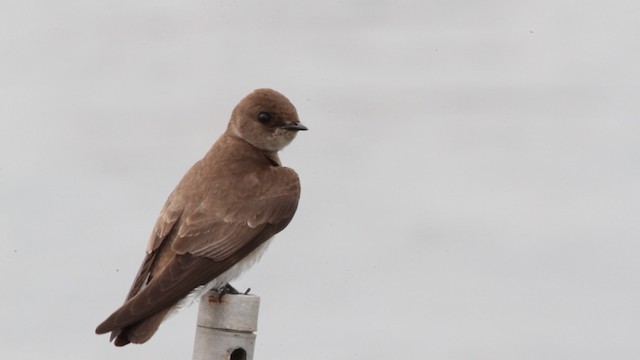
192;291;260;360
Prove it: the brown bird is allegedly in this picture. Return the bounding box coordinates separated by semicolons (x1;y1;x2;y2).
95;88;307;346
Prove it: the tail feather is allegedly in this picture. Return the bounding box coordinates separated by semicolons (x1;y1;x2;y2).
109;307;173;346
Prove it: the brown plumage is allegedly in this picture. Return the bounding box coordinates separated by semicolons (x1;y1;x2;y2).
95;88;307;346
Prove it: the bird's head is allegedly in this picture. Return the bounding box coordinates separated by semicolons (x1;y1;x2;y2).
228;88;308;152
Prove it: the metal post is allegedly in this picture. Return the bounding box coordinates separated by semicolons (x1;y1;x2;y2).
192;292;260;360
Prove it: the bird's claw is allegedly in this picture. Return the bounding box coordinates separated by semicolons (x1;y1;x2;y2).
208;284;251;303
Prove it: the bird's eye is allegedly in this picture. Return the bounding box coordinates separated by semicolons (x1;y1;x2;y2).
257;112;271;124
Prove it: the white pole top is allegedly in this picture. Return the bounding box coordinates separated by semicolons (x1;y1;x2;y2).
192;292;261;360
197;293;260;332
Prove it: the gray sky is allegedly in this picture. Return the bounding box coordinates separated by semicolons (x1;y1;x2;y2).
1;1;639;359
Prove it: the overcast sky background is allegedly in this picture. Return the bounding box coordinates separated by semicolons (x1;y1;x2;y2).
1;1;639;359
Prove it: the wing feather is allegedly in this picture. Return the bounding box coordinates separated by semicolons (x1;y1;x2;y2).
95;166;301;335
96;220;285;334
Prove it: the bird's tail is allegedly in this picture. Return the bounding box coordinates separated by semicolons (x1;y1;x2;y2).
105;306;173;346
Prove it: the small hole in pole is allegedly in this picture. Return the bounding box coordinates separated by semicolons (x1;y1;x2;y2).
230;347;247;360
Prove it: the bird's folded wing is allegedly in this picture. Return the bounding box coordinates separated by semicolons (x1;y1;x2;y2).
95;168;301;334
173;193;299;260
95;221;280;334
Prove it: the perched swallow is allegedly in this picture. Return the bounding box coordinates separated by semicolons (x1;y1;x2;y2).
95;88;307;346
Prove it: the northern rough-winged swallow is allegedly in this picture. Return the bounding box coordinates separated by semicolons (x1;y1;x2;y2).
95;88;307;346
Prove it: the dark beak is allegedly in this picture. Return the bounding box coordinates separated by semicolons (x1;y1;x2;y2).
281;123;308;131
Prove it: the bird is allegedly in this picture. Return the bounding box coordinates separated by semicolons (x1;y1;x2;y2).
95;88;307;346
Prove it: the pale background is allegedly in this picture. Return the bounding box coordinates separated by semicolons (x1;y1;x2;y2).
1;1;639;359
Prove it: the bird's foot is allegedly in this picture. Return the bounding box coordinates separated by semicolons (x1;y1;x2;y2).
222;283;240;295
208;283;251;303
